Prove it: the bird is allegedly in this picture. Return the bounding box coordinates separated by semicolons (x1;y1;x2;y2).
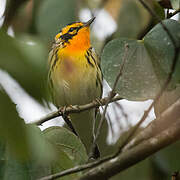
48;17;103;159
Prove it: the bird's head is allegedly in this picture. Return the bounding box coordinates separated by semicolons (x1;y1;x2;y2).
54;17;95;53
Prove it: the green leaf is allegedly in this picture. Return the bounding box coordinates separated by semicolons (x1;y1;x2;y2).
43;126;87;179
155;141;180;173
2;125;57;180
0;142;6;179
101;38;160;100
153;0;165;21
36;0;77;41
26;125;56;162
3;150;51;180
101;19;180;100
115;0;151;39
0;31;48;102
0;90;30;159
170;0;180;10
50;147;79;180
43;126;88;165
144;19;180;87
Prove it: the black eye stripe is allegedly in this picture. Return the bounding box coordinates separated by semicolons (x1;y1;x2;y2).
68;27;77;32
59;25;83;42
68;26;82;33
60;33;73;42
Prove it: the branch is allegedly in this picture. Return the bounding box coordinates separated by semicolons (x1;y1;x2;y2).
39;96;180;180
122;98;180;151
38;155;113;180
30;95;123;125
78;121;180;180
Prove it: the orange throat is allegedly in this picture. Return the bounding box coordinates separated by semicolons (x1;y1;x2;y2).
64;27;91;54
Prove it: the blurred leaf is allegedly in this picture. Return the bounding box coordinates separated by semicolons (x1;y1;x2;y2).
101;19;180;100
36;0;77;41
43;126;88;164
115;0;151;39
3;149;51;180
144;19;180;87
43;126;87;179
150;156;170;180
0;31;48;102
50;147;80;180
153;0;165;21
25;125;55;162
0;90;29;160
111;158;152;180
0;142;6;179
2;0;27;29
155;141;180;174
170;0;180;10
2;125;57;180
29;0;42;34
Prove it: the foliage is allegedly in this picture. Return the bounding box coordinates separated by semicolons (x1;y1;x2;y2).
0;0;180;179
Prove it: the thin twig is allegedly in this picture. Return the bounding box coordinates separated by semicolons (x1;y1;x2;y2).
122;98;180;151
89;44;129;157
38;155;113;180
30;95;123;125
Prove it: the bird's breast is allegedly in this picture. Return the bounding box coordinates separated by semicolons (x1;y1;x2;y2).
52;53;99;106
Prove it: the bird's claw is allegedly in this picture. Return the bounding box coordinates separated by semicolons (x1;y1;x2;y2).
59;106;67;116
94;98;103;106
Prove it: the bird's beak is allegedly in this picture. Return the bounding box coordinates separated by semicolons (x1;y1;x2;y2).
83;17;96;27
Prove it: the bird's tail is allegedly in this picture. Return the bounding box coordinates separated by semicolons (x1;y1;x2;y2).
69;109;100;158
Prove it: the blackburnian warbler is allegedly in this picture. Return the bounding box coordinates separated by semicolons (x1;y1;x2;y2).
48;17;103;158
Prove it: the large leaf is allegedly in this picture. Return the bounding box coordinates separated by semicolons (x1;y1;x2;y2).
36;0;77;41
3;153;50;180
115;0;151;39
1;125;56;180
43;126;88;179
0;142;6;179
43;126;88;165
0;31;48;102
0;90;29;160
101;38;160;100
101;19;180;100
144;19;180;87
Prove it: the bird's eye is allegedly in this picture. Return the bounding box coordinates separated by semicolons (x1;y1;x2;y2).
69;27;74;32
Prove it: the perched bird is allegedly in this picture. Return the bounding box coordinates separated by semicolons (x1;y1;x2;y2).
48;17;103;158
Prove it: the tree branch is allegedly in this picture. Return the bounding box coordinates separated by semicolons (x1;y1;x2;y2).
30;95;123;125
39;96;180;180
78;121;180;180
122;98;180;151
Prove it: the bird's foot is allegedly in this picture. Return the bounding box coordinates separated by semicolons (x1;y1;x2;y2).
94;98;103;106
59;106;67;116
